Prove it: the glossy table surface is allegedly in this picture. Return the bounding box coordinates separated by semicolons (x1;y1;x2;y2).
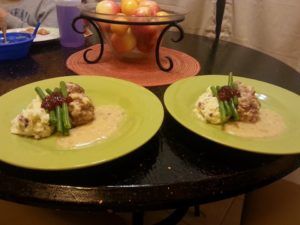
0;32;299;212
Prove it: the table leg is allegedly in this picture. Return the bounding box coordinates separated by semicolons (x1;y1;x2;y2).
216;0;226;40
194;205;201;217
154;207;189;225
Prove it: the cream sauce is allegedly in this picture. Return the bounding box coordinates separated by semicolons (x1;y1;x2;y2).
57;105;125;149
224;109;286;138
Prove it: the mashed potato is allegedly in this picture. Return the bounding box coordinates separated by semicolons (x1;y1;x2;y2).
194;87;222;124
10;97;53;139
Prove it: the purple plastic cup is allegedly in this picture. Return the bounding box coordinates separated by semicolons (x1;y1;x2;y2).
56;0;84;48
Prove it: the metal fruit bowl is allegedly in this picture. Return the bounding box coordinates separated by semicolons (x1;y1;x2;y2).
74;1;188;71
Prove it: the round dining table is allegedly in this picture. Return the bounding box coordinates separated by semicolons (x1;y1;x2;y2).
0;32;299;225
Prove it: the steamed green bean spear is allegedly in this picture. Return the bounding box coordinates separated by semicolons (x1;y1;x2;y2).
211;73;240;123
35;87;57;125
35;82;72;136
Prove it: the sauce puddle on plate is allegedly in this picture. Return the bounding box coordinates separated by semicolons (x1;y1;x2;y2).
224;109;286;138
57;105;125;149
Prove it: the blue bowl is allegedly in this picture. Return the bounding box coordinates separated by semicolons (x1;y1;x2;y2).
0;32;34;61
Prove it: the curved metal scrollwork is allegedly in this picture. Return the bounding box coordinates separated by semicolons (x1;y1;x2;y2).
72;16;104;64
155;22;184;72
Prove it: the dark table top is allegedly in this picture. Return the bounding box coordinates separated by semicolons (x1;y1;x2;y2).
0;32;299;212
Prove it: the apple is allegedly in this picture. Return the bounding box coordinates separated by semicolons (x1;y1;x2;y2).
96;0;121;14
131;25;159;53
121;0;139;15
134;6;152;17
156;11;170;21
139;0;160;16
110;28;137;53
111;16;129;35
155;11;170;29
136;34;157;53
131;24;158;39
131;6;152;23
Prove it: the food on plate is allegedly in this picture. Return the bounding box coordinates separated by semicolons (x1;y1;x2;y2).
57;105;126;149
10;81;126;147
194;87;222;124
95;0;171;54
194;73;249;124
66;82;95;126
224;109;286;138
11;81;95;139
25;27;50;35
194;74;286;137
10;97;54;139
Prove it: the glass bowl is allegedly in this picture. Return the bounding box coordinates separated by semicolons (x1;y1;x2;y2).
81;1;187;61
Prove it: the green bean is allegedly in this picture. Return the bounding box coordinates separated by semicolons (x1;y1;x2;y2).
49;111;57;126
35;87;57;125
54;87;61;93
45;88;57;126
45;88;53;95
230;99;240;121
224;101;232;117
62;125;70;136
46;91;57;125
233;96;239;106
60;81;68;97
59;81;72;130
62;103;72;129
213;85;226;122
61;108;70;136
35;87;46;100
219;101;227;123
55;106;63;133
210;86;218;97
228;72;233;87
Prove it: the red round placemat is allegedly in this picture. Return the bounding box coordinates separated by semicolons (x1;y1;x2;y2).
66;44;200;87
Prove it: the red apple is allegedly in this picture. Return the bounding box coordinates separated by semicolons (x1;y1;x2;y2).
131;25;159;53
130;6;152;23
96;0;121;14
131;24;158;39
139;0;160;16
136;35;157;53
134;6;152;17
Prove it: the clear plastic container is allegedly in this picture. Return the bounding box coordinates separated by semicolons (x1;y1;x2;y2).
56;0;85;48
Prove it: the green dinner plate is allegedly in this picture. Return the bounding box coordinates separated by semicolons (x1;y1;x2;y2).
0;76;164;170
164;75;300;155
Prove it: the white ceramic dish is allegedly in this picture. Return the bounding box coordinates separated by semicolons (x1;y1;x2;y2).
6;27;60;43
